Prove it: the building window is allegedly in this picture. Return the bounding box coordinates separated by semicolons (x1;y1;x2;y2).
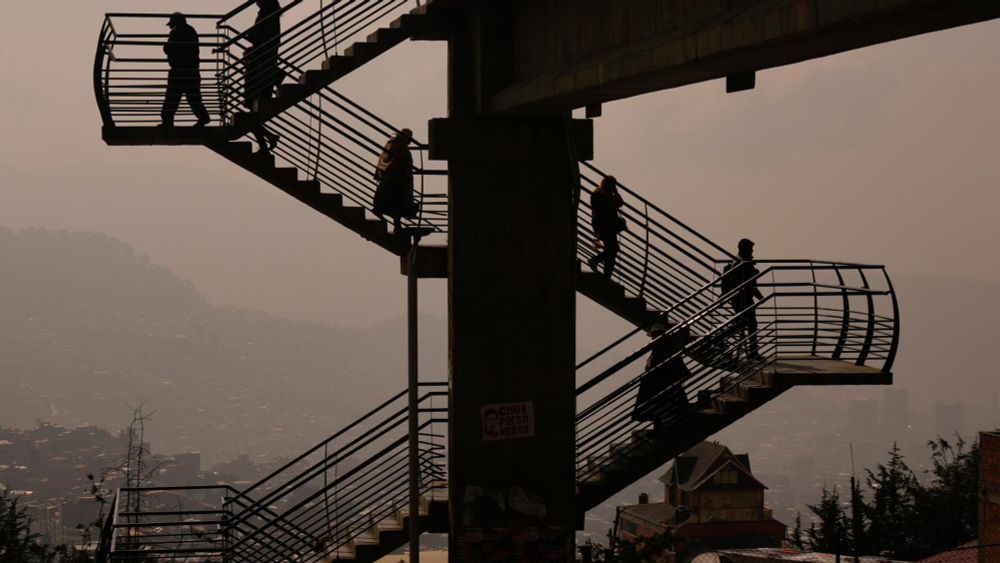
712;469;738;485
621;519;638;536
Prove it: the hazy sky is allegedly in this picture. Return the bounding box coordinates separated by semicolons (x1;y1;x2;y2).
1;1;998;331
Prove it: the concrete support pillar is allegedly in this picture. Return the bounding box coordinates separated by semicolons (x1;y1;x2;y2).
430;116;592;561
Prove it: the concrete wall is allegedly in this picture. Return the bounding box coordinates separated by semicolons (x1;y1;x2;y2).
494;0;1000;113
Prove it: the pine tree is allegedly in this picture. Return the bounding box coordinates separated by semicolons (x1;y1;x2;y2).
806;486;850;553
863;443;917;559
790;513;806;550
909;437;980;558
849;475;867;555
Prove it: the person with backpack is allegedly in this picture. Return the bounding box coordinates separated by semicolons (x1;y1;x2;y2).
372;128;416;231
587;175;627;280
721;238;765;361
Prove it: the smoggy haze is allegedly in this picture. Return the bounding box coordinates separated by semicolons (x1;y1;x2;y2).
1;2;998;334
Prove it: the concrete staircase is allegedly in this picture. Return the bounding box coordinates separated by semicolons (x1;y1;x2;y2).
320;490;448;563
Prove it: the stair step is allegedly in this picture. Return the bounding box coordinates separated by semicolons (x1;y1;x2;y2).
226;141;254;157
364;219;388;236
344;41;380;59
340;206;366;223
321;55;356;73
248;152;275;169
367;27;408;45
277;83;307;101
272;167;298;182
297;179;321;195
315;192;343;209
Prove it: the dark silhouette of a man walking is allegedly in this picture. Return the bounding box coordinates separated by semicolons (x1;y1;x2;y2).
722;238;765;361
160;13;210;127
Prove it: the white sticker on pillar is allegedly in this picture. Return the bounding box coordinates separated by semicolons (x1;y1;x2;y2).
480;401;535;441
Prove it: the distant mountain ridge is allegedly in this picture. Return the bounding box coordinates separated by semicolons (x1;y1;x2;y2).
0;227;443;464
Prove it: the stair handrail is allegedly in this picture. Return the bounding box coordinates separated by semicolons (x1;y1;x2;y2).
222;388;446;535
581;161;736;262
226;416;446;557
215;0;422;106
227;383;444;508
573;261;897;482
576;261;895;397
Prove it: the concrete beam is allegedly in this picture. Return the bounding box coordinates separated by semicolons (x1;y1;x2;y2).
492;0;1000;114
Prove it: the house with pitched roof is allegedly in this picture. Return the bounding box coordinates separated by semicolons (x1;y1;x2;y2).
616;441;786;561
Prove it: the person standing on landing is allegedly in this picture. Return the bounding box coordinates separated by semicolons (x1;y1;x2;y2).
722;238;765;361
244;0;283;153
587;176;627;280
160;13;210;128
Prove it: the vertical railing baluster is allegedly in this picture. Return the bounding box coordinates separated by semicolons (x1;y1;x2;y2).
811;260;819;357
832;265;850;360
856;268;876;366
638;201;650;299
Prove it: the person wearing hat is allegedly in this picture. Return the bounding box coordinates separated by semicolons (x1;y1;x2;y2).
721;238;765;361
160;13;210;127
632;321;692;431
372;128;417;231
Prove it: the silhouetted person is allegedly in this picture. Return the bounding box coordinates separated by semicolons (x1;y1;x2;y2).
633;322;692;432
245;0;282;153
160;13;210;128
373;129;416;231
587;176;627;280
722;238;765;361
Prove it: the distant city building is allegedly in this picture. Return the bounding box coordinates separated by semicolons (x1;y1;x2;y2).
615;442;786;562
934;401;965;439
848;399;878;438
882;388;909;439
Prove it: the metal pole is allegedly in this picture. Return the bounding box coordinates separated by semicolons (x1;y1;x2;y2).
407;239;420;563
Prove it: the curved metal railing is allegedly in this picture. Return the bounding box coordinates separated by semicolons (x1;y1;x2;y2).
573;260;898;483
93;14;231;127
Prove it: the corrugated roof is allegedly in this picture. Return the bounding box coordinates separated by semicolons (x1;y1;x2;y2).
918;541;979;563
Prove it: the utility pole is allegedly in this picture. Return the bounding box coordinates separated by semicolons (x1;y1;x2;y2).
407;235;421;563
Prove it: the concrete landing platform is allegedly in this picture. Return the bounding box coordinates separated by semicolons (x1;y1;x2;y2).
769;356;891;386
102;125;237;146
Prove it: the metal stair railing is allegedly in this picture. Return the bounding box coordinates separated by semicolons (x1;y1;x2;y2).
577;162;737;323
573;260;899;485
210;30;449;240
94;13;230;128
222;382;448;562
215;0;425;120
102;485;236;562
237;84;448;240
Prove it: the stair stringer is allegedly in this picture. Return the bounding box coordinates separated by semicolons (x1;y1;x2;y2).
230;1;458;140
207;141;412;257
575;374;791;521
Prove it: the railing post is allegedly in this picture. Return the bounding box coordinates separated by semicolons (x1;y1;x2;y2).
638;201;650;299
832;266;850;361
810;261;819;356
407;234;421;563
856;268;876;366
